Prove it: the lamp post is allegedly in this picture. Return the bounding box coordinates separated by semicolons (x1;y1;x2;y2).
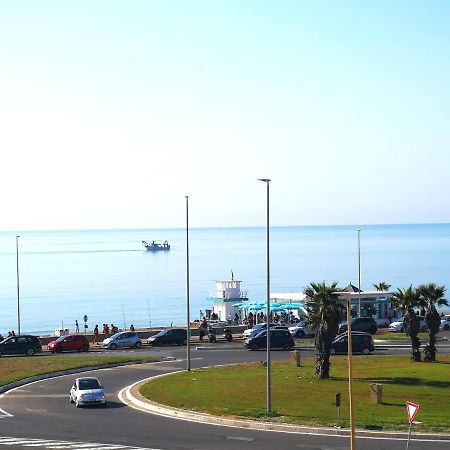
185;196;191;371
357;229;361;317
258;178;271;415
16;235;21;336
346;292;356;450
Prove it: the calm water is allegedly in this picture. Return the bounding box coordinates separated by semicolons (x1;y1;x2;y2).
0;224;449;335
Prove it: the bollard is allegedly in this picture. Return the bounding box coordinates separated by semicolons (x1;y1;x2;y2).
369;383;383;404
291;350;301;366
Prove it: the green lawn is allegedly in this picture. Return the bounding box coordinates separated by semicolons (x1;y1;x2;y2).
140;354;450;432
375;331;437;341
0;355;157;387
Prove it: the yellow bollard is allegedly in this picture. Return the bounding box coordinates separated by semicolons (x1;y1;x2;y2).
291;350;301;366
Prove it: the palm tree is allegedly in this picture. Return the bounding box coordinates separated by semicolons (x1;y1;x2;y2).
373;282;391;291
305;281;342;379
391;286;421;361
417;283;448;361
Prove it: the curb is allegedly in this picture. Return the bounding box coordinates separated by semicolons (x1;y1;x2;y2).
121;371;450;441
0;359;158;395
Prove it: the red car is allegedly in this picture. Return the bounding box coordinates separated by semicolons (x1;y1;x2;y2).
47;334;89;353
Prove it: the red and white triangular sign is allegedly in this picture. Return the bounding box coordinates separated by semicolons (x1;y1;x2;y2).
406;401;420;423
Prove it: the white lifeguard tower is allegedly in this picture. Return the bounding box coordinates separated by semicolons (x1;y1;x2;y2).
206;274;248;322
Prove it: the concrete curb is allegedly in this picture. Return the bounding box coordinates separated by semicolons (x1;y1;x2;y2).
0;359;158;395
122;370;450;441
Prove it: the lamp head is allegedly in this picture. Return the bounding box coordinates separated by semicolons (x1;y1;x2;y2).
257;178;271;183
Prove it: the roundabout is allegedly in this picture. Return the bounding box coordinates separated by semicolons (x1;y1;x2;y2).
0;345;449;449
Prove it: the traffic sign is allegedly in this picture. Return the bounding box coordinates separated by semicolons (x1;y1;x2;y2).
83;315;88;322
406;401;420;423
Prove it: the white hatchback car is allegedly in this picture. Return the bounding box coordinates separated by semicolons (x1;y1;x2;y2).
69;377;106;408
440;315;450;331
102;331;142;350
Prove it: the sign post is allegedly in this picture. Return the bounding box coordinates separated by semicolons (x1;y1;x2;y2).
406;401;420;450
336;393;341;427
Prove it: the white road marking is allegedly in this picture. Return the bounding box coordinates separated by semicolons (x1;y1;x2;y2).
0;437;160;449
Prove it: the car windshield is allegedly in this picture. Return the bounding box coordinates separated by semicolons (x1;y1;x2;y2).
110;332;123;339
78;379;101;390
155;330;168;337
56;336;68;342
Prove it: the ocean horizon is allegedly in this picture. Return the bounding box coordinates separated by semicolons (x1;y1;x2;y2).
1;223;449;336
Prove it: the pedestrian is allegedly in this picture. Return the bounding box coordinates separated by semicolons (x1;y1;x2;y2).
129;324;135;332
93;325;99;344
75;320;80;333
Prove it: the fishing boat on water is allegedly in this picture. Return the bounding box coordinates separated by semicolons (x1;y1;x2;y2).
142;240;171;251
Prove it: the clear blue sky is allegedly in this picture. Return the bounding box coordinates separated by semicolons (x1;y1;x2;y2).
1;1;449;230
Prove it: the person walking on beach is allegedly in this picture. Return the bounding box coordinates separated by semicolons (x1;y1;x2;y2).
93;325;99;344
75;320;80;333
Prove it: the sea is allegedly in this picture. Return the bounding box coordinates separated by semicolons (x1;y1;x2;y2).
0;224;449;336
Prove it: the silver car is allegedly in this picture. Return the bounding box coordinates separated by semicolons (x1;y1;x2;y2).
69;377;106;408
102;331;142;350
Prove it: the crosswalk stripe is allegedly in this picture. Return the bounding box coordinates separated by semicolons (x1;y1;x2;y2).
0;438;160;450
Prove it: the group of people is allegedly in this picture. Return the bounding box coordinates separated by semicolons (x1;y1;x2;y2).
91;323;136;344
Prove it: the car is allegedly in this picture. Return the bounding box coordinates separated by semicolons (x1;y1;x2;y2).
102;331;142;350
330;331;375;355
440;315;450;331
47;334;89;353
389;316;427;333
69;377;106;408
338;317;378;335
0;335;42;356
147;329;187;346
243;323;287;339
289;323;316;338
245;329;295;351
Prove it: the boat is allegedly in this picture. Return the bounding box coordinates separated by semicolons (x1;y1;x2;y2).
142;240;171;251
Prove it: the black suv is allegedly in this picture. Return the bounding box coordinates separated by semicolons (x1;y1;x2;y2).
245;329;295;351
331;331;375;355
147;329;187;346
338;317;377;335
0;335;42;356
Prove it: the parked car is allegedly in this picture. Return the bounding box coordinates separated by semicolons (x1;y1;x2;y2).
0;335;42;356
147;329;187;346
245;329;295;351
289;323;316;338
243;323;287;339
338;317;378;335
389;316;427;333
47;334;89;353
440;315;450;331
102;331;142;350
69;377;106;408
330;331;375;355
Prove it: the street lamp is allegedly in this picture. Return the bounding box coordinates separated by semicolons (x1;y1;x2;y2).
357;229;361;317
258;178;271;415
185;196;191;371
16;235;21;336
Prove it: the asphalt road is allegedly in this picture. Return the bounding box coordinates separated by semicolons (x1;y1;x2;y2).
0;339;449;450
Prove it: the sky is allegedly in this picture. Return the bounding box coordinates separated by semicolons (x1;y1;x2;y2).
1;1;449;230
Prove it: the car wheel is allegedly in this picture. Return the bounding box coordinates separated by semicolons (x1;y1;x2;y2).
369;327;377;335
134;341;142;349
182;339;187;346
362;347;370;355
56;347;62;353
110;343;117;350
81;345;89;352
296;330;305;338
26;348;35;356
75;400;81;408
69;395;74;404
102;402;107;408
330;348;336;355
444;324;449;331
400;326;404;332
156;341;163;347
251;343;259;351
